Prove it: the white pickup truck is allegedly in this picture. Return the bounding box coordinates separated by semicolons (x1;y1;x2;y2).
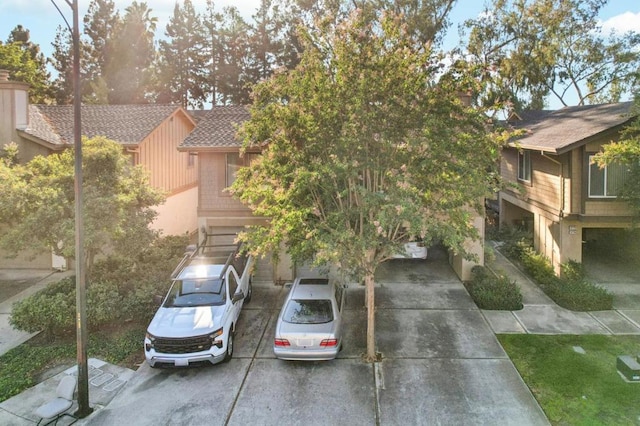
144;233;254;367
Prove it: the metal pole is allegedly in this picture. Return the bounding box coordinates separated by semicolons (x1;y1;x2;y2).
71;0;92;418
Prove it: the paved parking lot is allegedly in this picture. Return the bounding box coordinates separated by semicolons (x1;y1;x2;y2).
78;247;547;426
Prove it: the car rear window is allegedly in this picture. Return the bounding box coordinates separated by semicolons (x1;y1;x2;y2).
283;299;333;324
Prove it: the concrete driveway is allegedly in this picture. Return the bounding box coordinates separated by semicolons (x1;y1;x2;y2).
75;245;547;426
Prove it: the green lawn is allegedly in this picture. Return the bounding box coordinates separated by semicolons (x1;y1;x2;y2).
499;334;640;425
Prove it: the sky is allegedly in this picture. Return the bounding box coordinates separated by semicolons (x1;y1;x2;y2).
1;0;639;108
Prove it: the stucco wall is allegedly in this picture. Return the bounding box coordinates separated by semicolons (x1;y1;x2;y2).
152;185;198;237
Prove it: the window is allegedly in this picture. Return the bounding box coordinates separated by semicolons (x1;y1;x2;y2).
588;155;628;198
518;151;531;182
228;272;238;297
283;299;334;324
188;152;196;167
226;152;260;187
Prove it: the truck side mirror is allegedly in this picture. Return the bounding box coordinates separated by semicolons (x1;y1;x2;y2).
232;291;245;303
153;295;163;306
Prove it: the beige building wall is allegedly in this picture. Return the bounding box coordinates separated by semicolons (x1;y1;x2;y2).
450;207;485;281
152;185;198;237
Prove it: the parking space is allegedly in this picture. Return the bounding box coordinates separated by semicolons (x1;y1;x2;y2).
76;248;547;426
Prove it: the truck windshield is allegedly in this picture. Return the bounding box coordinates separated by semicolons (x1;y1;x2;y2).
163;278;226;307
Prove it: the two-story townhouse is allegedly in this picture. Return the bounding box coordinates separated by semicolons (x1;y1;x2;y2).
0;70;198;268
499;101;637;273
179;106;485;283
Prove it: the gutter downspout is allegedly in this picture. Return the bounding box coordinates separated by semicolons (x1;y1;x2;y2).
541;151;564;218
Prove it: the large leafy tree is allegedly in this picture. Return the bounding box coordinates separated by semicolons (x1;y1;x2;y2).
595;96;640;219
462;0;640;111
1;26;52;103
230;8;505;361
0;137;165;273
156;0;208;108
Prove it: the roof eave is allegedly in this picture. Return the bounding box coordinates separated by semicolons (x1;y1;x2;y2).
16;130;68;151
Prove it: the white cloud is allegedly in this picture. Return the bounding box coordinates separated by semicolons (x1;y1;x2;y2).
600;11;640;34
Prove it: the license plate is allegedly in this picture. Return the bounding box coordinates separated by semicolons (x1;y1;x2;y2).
297;339;313;347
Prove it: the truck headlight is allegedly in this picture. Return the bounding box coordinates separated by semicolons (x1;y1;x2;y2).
210;327;223;348
145;332;156;351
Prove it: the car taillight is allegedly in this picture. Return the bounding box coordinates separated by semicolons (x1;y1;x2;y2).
274;338;290;347
320;339;338;347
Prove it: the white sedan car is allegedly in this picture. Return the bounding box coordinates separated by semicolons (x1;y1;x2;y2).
391;241;428;259
273;277;345;361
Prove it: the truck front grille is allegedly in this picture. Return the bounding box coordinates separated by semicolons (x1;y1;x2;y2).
154;335;212;354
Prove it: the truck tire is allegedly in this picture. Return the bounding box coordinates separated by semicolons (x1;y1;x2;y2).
223;330;234;362
245;278;253;304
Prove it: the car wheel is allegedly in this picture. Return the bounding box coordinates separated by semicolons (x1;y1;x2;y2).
223;330;234;362
244;278;253;303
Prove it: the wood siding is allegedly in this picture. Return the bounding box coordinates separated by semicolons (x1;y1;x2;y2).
138;110;197;195
501;147;563;218
198;152;252;218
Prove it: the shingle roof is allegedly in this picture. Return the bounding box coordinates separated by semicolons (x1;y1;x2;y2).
24;104;181;146
180;106;249;150
510;102;635;154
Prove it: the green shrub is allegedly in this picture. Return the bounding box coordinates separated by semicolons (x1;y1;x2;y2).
518;248;613;311
520;246;557;285
465;266;523;310
87;280;126;327
491;226;533;261
9;235;188;337
9;277;76;337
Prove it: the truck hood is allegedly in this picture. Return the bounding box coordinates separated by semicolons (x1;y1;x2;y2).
147;305;227;338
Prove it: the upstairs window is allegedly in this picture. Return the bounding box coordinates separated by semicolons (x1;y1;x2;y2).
226;152;259;187
518;151;531;182
588;155;628;198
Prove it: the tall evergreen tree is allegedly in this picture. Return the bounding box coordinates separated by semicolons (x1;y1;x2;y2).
202;0;223;105
83;0;121;104
157;0;208;108
49;26;74;104
216;6;252;105
104;1;157;104
2;25;52;103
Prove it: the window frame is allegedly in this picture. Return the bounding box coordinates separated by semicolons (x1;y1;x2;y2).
517;150;531;183
588;154;627;199
226;152;260;187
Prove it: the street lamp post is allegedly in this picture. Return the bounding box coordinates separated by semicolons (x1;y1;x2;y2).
50;0;92;418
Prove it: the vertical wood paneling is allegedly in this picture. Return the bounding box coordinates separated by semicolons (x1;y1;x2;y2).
138;110;196;194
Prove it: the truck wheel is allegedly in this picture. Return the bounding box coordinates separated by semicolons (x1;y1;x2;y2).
245;279;253;304
223;331;234;362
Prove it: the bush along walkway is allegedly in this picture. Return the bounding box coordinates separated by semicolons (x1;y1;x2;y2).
480;245;640;336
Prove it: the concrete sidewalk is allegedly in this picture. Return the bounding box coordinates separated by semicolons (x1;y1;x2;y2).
482;246;640;335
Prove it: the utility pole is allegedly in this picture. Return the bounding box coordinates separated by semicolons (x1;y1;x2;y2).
50;0;92;418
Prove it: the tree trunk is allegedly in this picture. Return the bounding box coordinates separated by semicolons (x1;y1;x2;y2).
364;271;376;362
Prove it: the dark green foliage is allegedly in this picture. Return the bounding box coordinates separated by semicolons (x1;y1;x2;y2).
0;338;75;402
519;247;613;311
9;235;189;337
0;323;144;403
465;265;523;310
9;277;75;337
491;226;532;260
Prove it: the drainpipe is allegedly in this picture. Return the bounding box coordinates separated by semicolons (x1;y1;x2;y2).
541;151;564;218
